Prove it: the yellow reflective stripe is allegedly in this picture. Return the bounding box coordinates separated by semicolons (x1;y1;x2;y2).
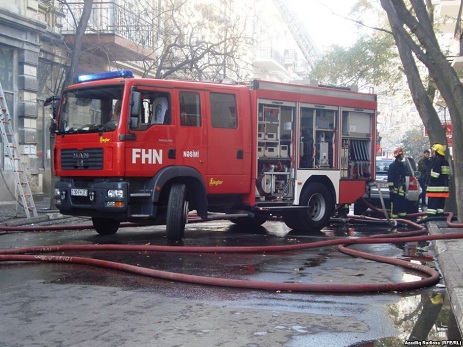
442;166;450;174
427;186;449;192
430;170;440;178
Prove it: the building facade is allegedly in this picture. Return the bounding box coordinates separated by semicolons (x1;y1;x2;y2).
0;1;47;202
0;0;315;202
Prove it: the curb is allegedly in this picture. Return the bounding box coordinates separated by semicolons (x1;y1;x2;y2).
428;221;463;335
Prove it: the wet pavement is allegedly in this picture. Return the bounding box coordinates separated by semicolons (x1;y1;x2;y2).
0;200;462;346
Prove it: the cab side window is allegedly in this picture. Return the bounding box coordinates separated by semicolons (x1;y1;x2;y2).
180;92;201;127
210;93;237;129
133;91;171;130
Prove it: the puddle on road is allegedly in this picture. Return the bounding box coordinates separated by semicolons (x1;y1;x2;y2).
333;224;462;346
348;291;461;346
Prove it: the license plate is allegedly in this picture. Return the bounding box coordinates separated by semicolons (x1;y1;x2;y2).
377;182;389;188
71;189;88;197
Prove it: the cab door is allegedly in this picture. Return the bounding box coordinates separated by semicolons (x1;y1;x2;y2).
206;91;251;194
125;88;176;177
175;90;207;178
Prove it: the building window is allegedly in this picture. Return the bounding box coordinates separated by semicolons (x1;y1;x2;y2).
0;46;14;91
0;45;15;170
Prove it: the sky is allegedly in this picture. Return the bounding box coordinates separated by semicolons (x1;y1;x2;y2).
290;0;363;52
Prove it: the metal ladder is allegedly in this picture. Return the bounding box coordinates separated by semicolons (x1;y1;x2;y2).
0;82;38;218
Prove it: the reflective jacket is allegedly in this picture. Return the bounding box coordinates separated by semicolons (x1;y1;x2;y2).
426;154;450;198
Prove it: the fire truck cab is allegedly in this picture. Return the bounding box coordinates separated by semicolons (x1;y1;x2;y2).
52;70;377;239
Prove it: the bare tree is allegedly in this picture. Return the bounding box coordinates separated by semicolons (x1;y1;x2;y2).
380;0;462;216
136;0;253;81
42;0;253;92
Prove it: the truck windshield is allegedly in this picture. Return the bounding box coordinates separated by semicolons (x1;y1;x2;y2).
58;86;124;134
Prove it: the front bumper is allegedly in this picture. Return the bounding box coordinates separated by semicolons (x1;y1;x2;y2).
54;179;129;215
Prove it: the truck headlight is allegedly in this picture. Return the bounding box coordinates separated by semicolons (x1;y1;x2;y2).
107;189;124;198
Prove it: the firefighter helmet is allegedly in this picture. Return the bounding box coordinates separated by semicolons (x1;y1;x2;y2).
393;147;404;157
432;143;445;156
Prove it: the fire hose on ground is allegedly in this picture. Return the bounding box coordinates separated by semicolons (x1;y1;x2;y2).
0;212;461;294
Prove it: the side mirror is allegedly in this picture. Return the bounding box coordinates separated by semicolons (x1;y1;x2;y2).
130;90;141;117
44;96;60;137
130;117;138;128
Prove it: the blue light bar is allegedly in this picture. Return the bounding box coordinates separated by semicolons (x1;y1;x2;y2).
76;70;134;83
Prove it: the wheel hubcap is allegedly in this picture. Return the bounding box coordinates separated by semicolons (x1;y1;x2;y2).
307;193;326;221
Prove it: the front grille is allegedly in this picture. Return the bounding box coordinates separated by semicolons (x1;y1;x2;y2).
61;148;103;170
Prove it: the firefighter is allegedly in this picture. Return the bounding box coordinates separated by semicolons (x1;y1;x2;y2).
426;143;450;216
387;147;407;218
417;148;430;208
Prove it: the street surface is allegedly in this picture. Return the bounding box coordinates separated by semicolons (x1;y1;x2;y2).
0;218;459;346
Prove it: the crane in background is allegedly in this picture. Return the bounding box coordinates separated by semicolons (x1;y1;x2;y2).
272;0;321;69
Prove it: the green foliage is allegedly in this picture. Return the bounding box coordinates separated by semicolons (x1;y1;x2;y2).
401;126;430;160
307;34;403;94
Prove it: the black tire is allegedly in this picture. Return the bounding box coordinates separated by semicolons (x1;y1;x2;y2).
353;201;368;215
166;184;189;240
285;182;333;232
232;215;267;229
283;211;303;230
92;217;120;235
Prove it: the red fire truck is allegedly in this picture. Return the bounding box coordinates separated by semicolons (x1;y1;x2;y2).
52;70;377;239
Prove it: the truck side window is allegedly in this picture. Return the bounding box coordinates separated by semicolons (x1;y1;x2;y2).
151;96;169;124
300;108;314;168
179;92;201;127
133;91;171;130
210;93;237;129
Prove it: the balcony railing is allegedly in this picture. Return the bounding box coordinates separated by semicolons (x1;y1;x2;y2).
61;1;154;50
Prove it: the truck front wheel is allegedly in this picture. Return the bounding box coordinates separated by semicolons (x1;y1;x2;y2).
284;182;333;232
92;217;120;235
166;184;189;240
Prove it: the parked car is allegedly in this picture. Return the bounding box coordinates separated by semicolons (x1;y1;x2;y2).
354;157;421;215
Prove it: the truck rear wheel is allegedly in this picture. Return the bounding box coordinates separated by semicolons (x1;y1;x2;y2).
285;182;333;232
166;184;189;240
92;217;120;235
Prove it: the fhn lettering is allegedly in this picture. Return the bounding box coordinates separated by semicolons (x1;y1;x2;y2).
132;149;163;164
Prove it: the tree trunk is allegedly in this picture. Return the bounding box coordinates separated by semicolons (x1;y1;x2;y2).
63;0;94;89
380;0;462;217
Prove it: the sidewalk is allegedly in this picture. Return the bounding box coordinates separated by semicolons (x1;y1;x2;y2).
428;220;463;336
0;196;65;226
